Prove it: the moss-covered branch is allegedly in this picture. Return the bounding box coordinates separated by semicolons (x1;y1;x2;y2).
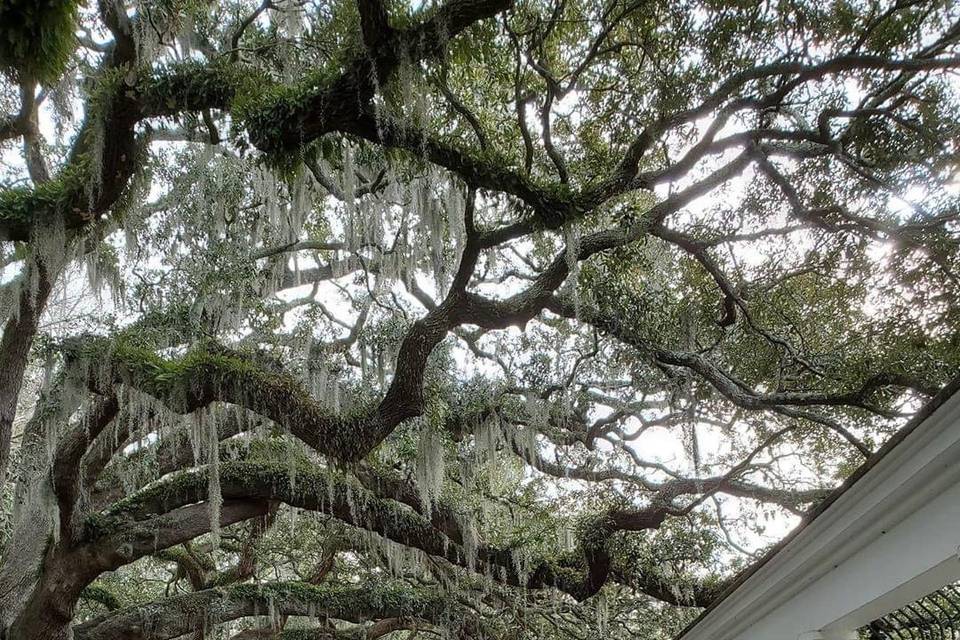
69;336;375;461
86;460;716;607
73;581;468;640
0;0;515;241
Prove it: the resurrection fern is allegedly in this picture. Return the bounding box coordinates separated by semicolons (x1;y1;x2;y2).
0;0;79;85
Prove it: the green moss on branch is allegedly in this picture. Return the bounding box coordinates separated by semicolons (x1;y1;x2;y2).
0;0;79;84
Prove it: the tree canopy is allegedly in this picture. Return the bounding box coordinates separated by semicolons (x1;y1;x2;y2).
0;0;959;638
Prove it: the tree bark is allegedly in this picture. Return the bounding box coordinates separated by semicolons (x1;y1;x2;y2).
0;260;52;490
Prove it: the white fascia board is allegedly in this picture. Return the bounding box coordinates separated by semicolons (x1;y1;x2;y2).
681;388;960;640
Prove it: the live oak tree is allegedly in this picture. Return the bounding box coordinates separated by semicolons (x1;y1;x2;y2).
0;0;959;638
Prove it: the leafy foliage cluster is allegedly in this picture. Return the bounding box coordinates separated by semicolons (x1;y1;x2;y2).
0;0;79;84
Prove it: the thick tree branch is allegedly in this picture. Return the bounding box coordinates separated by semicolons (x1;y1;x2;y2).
74;582;463;640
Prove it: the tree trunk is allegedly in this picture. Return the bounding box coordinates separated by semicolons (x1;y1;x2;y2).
0;260;52;488
4;546;94;640
0;260;56;639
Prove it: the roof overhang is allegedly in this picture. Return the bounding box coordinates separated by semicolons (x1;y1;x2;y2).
679;377;960;640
